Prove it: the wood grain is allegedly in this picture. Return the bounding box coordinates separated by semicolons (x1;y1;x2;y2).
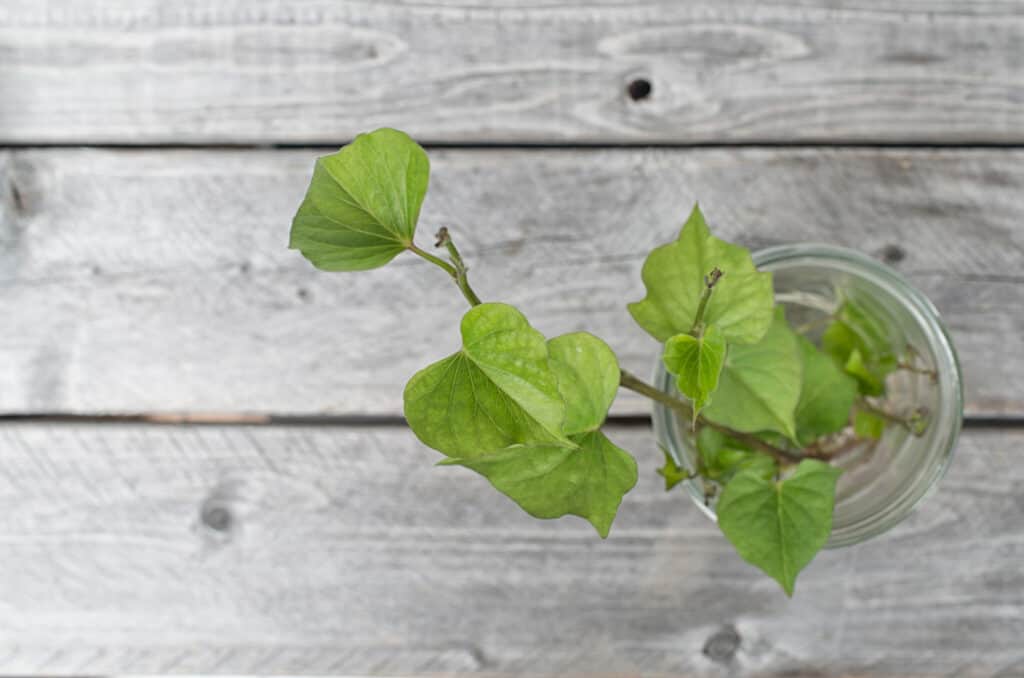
3;0;1024;144
0;422;1016;675
1;147;1020;418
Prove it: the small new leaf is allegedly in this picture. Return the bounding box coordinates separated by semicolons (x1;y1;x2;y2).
442;430;639;538
794;335;858;446
717;459;843;596
548;333;620;435
657;445;689;491
854;410;886;439
290;128;429;271
663;325;726;425
628;205;774;345
702;308;802;441
403;303;569;458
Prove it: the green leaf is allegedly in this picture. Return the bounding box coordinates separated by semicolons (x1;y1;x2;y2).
628;205;774;345
442;430;638;538
403;303;569;457
657;445;689;491
854;410;886;439
663;325;726;424
290;128;429;271
548;332;620;435
794;335;858;446
697;428;776;482
717;459;843;596
702;308;802;441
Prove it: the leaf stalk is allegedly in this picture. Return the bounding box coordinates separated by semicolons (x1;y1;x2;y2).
618;369;803;465
690;267;723;335
407;229;482;307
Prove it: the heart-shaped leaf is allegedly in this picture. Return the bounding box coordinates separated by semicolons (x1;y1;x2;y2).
548;332;620;435
716;459;842;596
702;308;802;441
663;324;726;424
442;430;638;538
628;205;774;345
403;303;569;458
794;334;858;446
290;128;429;271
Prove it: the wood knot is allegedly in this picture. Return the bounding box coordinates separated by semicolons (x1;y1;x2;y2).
880;244;906;265
627;78;652;102
199;494;234;537
703;625;741;664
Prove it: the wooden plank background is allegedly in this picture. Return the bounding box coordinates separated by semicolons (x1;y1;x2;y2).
0;424;1020;676
1;0;1023;675
2;0;1024;144
1;147;1021;418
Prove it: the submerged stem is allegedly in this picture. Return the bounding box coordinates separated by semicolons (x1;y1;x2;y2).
857;398;929;436
619;369;803;465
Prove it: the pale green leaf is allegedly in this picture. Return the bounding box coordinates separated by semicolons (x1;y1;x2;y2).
403;303;569;457
628;205;774;345
854;410;886;439
822;299;898;397
290;128;429;271
794;335;858;446
844;349;886;397
441;430;638;538
663;325;726;424
548;332;620;435
717;459;843;596
702;308;802;441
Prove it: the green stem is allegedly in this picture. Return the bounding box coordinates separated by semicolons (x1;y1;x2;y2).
690;267;723;334
409;243;457;276
436;227;483;307
619;369;803;465
408;235;482;307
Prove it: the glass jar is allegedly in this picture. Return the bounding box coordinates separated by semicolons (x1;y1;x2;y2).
652;244;963;548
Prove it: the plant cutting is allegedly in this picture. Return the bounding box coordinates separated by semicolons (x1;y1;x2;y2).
289;128;962;595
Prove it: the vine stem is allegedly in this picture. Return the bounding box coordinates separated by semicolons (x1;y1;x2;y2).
690;267;723;334
408;231;482;307
435;227;482;307
619;369;804;465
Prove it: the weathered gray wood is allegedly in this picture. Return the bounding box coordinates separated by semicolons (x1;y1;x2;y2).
0;147;1019;417
3;1;1024;144
0;422;1016;675
2;147;1020;418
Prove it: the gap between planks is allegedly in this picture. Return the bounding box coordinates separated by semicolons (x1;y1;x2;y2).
9;142;1024;152
0;413;1019;429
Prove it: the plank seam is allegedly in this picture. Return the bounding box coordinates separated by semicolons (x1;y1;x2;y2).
7;142;1024;152
0;413;1017;428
